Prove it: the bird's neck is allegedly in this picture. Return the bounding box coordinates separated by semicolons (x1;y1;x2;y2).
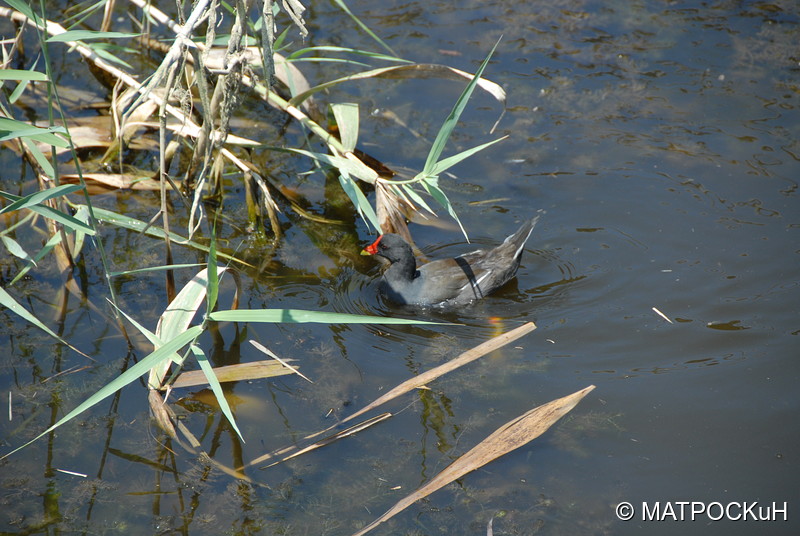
387;254;418;282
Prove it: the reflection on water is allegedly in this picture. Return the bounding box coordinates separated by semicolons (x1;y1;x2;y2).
2;0;799;534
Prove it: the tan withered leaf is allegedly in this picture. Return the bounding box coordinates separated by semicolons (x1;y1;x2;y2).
239;322;537;472
148;389;177;439
289;63;506;109
60;173;169;192
375;181;414;241
351;384;597;536
303;322;537;443
257;413;392;469
169;359;297;389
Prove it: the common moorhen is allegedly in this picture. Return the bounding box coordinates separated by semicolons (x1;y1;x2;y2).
362;215;540;306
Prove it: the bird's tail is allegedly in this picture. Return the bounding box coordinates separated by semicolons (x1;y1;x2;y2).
506;211;543;260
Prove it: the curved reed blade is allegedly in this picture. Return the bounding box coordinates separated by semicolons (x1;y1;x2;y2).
352;385;597;536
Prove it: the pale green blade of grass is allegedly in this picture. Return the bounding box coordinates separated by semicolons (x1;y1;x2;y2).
206;231;220;313
395;184;433;213
191;344;245;442
330;0;399;58
0;285;90;359
0;69;48;81
0;183;82;215
157;267;227;340
109;263;205;277
339;173;381;232
331;102;359;152
420;178;466;239
424;136;508;178
208;309;445;325
422;38;501;175
0;235;34;264
20;137;55;178
0;117;69;147
269;146;379;183
287;63;505;109
287;45;409;64
109;299;163;349
0;325;204;461
87;44;135;69
45;30;140;42
0;190;94;234
283;57;372;68
8;225;65;286
3;0;37;20
189;229;244;440
87;206;251;267
1;67;48;104
150;267;227;388
70;204;91;258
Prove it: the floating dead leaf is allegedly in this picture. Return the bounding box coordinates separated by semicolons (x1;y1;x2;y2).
169;359;297;389
313;322;537;439
249;340;313;383
59;172;174;193
240;322;537;471
352;385;597;536
31;116;157;154
256;413;392;469
289;63;506;109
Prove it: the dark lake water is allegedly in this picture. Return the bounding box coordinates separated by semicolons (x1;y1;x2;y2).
1;0;798;535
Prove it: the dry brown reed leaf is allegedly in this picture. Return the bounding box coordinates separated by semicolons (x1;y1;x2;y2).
148;389;177;439
169;359;297;389
249;339;312;383
288;63;507;109
375;181;414;241
240;322;537;471
352;384;597;536
257;412;392;469
59;173;169;192
298;322;536;446
311;321;537;440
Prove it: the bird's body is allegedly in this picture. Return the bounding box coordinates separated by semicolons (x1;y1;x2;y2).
362;216;540;307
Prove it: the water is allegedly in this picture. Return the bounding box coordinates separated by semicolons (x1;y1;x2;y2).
1;0;798;535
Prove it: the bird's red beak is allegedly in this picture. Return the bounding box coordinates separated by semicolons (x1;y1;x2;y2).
360;235;383;256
